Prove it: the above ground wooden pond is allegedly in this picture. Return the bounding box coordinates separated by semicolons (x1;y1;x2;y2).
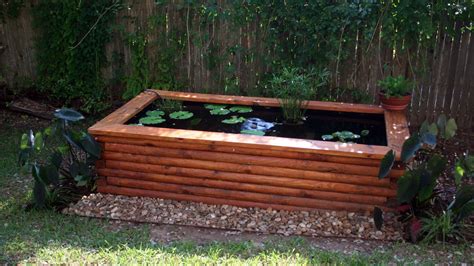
89;90;410;212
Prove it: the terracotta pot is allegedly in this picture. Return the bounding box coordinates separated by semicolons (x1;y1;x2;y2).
379;92;411;111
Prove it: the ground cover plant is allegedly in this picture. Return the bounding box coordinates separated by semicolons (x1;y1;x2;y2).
376;115;474;243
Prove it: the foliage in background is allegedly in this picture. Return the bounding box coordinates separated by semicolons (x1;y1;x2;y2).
376;115;473;243
33;0;121;113
123;30;149;100
0;0;24;22
18;108;101;209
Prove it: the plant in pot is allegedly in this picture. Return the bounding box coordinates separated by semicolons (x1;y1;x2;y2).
377;75;413;111
269;67;327;124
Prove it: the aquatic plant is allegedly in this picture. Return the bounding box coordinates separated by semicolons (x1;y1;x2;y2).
146;110;165;117
159;99;183;112
210;108;231;115
222;116;246;124
240;129;265;136
139;116;166;125
322;130;369;142
204;104;227;110
270;67;327;123
229;106;253;113
169;111;194;120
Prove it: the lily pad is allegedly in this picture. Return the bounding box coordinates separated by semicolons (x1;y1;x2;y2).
139;116;166;125
204;104;227;110
229;106;253;113
222;116;246;124
240;129;265;136
146;110;165;117
169;111;194;120
210;108;231;115
361;130;370;136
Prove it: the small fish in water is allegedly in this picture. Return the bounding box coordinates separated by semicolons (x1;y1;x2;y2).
241;118;275;132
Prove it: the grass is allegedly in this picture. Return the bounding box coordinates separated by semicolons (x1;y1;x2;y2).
0;121;472;264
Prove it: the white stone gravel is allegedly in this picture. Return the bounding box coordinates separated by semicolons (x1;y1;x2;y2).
63;193;403;241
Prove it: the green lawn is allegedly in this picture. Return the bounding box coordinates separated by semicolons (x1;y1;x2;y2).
0;124;472;265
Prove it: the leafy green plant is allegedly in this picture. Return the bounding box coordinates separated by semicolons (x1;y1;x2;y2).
205;104;227;110
229;106;253;113
222;116;245;124
321;130;368;142
270;67;327;123
123;30;149;100
240;129;265;136
210;108;231;115
18;108;101;209
139;116;166;125
169;111;193;120
33;0;121;113
454;154;474;187
378;76;413;98
146;110;165;117
375;115;474;243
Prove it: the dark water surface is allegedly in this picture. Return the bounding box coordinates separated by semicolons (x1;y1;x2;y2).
127;101;387;146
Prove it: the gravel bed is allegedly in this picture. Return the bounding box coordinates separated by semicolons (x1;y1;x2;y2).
63;193;403;241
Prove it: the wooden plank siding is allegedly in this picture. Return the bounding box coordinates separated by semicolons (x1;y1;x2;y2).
90;91;409;212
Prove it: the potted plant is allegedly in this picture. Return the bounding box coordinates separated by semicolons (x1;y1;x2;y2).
377;75;413;111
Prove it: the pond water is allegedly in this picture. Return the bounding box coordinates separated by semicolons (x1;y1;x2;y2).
126;101;387;146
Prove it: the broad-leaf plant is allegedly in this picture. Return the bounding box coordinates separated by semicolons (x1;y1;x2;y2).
376;115;473;242
19;108;101;209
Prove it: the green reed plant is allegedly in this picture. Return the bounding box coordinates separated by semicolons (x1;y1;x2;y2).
270;67;328;123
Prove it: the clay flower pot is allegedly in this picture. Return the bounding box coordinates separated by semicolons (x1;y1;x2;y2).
379;92;411;111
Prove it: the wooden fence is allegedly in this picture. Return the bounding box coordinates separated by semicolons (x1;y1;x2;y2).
1;1;473;129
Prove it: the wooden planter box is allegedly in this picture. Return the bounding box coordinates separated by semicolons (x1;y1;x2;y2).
89;90;409;212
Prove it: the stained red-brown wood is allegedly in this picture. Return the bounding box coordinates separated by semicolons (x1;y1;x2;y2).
103;142;404;178
90;90;409;211
107;176;375;211
98;168;387;205
102;151;391;187
103;160;397;197
97;136;384;167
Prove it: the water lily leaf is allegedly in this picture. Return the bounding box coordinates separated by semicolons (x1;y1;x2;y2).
321;135;334;141
401;134;422;162
373;207;383;230
146;110;165;117
397;170;421;203
169;111;194;120
210;108;231;115
445;118;457;139
54;108;84;122
139;116;166;125
229;106;253;113
222;116;246;124
378;150;395;179
204;104;227;110
240;129;265;136
361;130;370;136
